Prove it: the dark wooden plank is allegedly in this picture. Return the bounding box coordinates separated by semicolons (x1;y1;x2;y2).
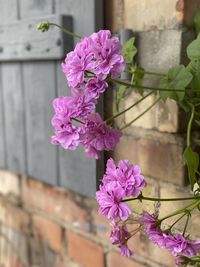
23;62;57;184
0;64;6;168
1;63;26;173
55;0;104;195
0;15;73;61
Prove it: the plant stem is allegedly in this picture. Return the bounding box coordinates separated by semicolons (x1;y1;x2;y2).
183;213;190;236
120;97;161;130
106;91;153;124
49;23;81;39
108;77;185;93
159;199;200;222
186;103;195;147
122;195;200;203
143;70;165;77
167;213;187;231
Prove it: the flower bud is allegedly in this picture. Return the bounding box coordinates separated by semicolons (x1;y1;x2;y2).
37;21;50;32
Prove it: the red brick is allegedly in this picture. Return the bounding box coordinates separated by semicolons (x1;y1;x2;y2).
21;177;90;230
32;214;62;252
107;251;147;267
0;198;29;232
91;203;111;241
67;230;104;267
53;256;82;267
9;257;24;267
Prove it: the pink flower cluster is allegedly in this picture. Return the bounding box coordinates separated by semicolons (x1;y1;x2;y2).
140;212;200;261
96;159;146;256
62;30;125;88
51;30;125;158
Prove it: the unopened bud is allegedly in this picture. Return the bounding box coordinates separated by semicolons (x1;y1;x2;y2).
37;21;50;32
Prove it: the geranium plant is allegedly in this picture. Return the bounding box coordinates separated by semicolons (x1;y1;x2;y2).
38;11;200;266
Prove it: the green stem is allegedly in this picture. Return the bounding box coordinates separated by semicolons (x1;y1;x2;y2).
130;72;134;85
186;103;195;147
106;91;153;124
120;97;161;130
159;199;200;222
143;70;165;77
183;212;190;236
108;77;185;93
49;23;81;39
167;213;187;231
123;195;200;203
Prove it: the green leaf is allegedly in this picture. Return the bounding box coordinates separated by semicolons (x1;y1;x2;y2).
187;34;200;61
122;37;137;64
194;8;200;35
159;65;193;101
187;60;200;96
133;67;145;85
115;85;127;112
183;146;199;190
132;67;145;95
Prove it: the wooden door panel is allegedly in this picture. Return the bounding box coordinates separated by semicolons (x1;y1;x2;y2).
0;0;104;196
1;63;26;173
23;62;57;184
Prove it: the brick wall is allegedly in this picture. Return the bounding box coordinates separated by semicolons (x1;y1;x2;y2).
0;170;195;267
1;1;200;267
0;170;199;267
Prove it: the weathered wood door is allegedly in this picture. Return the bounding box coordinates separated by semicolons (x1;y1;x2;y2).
0;0;103;196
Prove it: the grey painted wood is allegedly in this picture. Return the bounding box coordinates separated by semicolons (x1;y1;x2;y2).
23;62;57;184
19;0;53;19
56;62;71;96
0;0;104;196
0;64;6;168
0;0;19;24
0;15;73;61
55;0;103;36
1;63;26;173
59;147;97;196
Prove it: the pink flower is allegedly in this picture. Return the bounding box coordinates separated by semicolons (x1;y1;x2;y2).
164;234;200;257
110;222;133;257
51;95;93;150
62;37;94;88
85;78;108;99
62;30;125;90
81;113;122;159
103;159;146;197
51;97;122;158
96;181;131;221
90;30;125;79
140;212;200;258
